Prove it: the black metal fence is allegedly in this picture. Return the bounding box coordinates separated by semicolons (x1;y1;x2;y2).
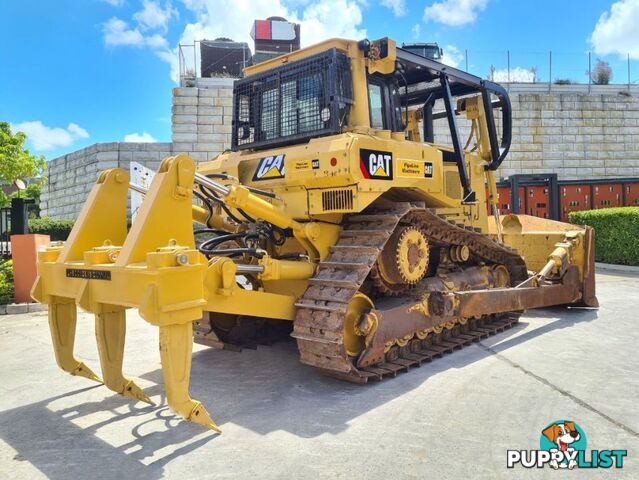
0;208;11;259
0;199;39;259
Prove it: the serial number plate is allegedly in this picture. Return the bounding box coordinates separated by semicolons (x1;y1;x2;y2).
66;269;112;281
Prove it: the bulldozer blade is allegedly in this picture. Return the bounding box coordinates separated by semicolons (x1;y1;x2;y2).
159;322;222;433
579;226;599;308
49;299;102;383
95;309;154;405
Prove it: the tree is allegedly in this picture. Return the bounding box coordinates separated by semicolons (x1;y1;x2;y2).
0;122;46;207
589;59;612;85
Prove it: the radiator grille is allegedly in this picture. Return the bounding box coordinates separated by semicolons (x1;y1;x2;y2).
322;189;354;211
444;171;462;199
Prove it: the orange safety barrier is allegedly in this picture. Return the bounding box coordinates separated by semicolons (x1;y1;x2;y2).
11;234;50;303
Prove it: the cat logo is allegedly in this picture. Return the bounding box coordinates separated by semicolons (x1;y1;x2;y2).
360;149;393;180
253;154;286;181
424;162;433;178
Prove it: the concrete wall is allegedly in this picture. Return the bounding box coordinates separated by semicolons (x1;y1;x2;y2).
41;142;172;219
503;85;639;179
432;84;639;180
173;81;639;180
171;78;234;163
42;82;639;219
42;78;235;220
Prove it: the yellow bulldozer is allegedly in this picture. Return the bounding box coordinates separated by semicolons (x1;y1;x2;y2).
32;38;597;433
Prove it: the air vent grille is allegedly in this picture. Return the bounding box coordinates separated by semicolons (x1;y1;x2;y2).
322;189;354;211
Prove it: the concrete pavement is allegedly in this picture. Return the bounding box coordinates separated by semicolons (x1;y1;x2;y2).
0;270;637;479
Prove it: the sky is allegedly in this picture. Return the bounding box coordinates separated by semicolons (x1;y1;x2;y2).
2;0;639;160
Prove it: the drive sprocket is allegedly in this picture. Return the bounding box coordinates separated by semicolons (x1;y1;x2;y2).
371;225;434;295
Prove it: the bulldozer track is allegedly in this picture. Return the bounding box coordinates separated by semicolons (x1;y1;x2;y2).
292;202;528;383
316;312;522;383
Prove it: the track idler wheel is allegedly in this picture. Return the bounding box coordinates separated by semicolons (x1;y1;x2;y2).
343;293;378;357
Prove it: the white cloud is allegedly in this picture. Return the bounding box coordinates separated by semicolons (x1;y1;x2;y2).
145;33;169;48
67;123;90;138
12;121;90;151
411;23;420;40
134;0;177;32
381;0;406;16
158;0;367;82
180;0;367;48
441;45;463;68
103;17;144;46
590;0;639;58
424;0;487;26
100;0;366;82
103;2;175;50
300;0;366;45
103;17;168;48
155;49;182;82
100;0;125;6
124;132;157;142
490;66;537;83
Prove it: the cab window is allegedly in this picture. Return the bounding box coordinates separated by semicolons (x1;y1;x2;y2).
368;83;384;129
391;85;404;130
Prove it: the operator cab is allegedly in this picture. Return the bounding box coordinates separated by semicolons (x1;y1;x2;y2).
359;38;512;202
231;37;511;203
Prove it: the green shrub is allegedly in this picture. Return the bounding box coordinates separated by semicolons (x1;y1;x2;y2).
28;217;74;241
569;207;639;266
0;259;14;305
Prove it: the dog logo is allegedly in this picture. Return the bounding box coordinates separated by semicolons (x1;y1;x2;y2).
360;149;393;180
253;154;285;180
507;420;627;469
540;421;584;470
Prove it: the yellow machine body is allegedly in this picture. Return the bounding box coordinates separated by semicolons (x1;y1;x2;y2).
33;37;597;433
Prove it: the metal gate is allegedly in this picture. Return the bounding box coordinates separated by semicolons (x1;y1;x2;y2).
0;208;10;258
